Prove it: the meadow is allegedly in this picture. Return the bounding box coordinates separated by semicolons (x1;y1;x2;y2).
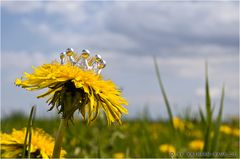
1;60;239;158
1;111;239;158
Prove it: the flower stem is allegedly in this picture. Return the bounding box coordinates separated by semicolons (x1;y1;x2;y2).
52;118;67;158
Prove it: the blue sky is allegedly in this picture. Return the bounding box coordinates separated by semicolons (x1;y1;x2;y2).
1;1;239;119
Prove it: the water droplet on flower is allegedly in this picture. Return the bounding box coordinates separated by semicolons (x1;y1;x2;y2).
78;49;90;70
81;49;90;59
60;52;65;65
98;60;106;69
97;60;106;75
95;54;102;62
91;55;102;73
66;48;74;56
61;48;106;74
66;48;76;65
88;57;95;66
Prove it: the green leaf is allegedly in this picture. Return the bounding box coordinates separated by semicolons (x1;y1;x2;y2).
211;85;225;153
199;106;206;124
153;57;174;130
203;62;212;152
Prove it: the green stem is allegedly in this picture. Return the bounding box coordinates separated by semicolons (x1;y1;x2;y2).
52;119;67;158
22;106;36;158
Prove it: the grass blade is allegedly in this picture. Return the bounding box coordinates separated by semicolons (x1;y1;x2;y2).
203;62;212;152
27;127;33;158
22;106;36;158
210;85;225;153
153;57;174;129
199;106;206;124
97;137;101;158
125;147;130;158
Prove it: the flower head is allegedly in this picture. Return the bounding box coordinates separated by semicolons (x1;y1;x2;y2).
0;128;66;158
188;130;203;138
159;144;176;154
173;117;185;131
232;128;240;137
220;125;232;135
113;152;125;158
220;125;240;137
188;140;204;151
15;48;128;124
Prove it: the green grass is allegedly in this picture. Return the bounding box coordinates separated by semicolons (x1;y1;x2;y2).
1;114;239;158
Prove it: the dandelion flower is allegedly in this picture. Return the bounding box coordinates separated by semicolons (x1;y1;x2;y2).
189;130;202;138
232;128;240;137
15;48;128;124
220;125;240;137
159;144;176;154
113;152;125;159
185;121;194;130
173;117;185;131
220;125;232;135
0;128;66;158
188;140;204;151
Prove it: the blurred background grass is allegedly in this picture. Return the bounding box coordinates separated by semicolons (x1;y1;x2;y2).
1;111;239;158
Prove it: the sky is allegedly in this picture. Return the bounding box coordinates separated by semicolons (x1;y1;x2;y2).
1;1;239;119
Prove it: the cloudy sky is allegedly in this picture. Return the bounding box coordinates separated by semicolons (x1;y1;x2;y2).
1;1;239;119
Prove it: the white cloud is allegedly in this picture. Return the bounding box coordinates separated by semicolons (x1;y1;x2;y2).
2;1;89;25
14;1;237;59
22;20;138;51
2;1;43;13
44;1;87;25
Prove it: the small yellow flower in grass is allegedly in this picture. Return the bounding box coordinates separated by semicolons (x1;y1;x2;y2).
220;125;240;137
185;121;194;129
173;117;185;131
232;128;240;137
15;48;128;125
159;144;176;154
220;125;232;135
188;140;204;151
0;128;66;158
113;152;125;159
189;130;202;138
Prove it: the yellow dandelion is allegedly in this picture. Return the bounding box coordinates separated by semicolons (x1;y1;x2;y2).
15;48;128;125
159;144;176;154
113;152;125;159
188;140;204;151
220;125;232;135
232;128;240;137
189;130;202;138
0;128;66;158
173;117;185;131
185;121;194;130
